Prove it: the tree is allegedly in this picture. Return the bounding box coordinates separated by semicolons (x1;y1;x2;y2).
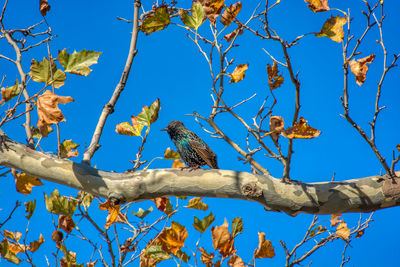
0;0;399;266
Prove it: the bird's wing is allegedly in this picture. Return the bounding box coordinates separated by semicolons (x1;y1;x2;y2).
188;133;219;169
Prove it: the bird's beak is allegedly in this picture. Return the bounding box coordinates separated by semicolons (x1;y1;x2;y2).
160;127;167;131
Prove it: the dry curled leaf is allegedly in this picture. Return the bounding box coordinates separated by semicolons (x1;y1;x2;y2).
227;254;245;267
254;232;275;258
305;0;330;12
221;1;242;26
199;247;214;267
229;63;248;83
12;169;43;195
267;61;284;90
349;54;376;86
269;116;284;142
330;214;342;227
58;215;75;234
40;0;51;16
172;159;186;168
336;221;350;241
29;234;45;252
281;117;321;139
315;15;347;43
211;220;236;257
224;25;243;42
159;221;188;255
200;0;225;25
99;199;123;229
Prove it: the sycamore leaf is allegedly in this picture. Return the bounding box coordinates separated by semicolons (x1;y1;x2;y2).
0;79;20;104
227;254;245;267
30;57;66;88
58;215;75;234
199;247;214;267
29;234;44;252
159;221;188;255
336;222;350;241
25;200;37;220
231;217;244;237
224;25;243;42
60;139;79;159
137;98;161;126
176;250;190;263
200;0;225;25
254;232;275;258
349;54;376;86
12;169;43;195
180;1;205;30
172;159;186;168
99;199;124;229
3;230;22;242
153;197;174;215
164;147;181;159
58;49;102;76
31;125;53;138
186;197;209;211
221;1;242;26
305;0;330;12
229;63;248;83
77;191;94;207
330;214;342;227
132;206;153;219
267;61;284;90
58;245;81;267
0;239;22;264
281;117;321;139
141;5;170;35
37;90;74;136
115;117;144;136
141;239;172;267
40;0;50;16
269;116;284;142
44;189;77;217
315;16;347;43
211;219;236;257
193;212;215;234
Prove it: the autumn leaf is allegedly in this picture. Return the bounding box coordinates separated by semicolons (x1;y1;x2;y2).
193;212;215;234
29;234;45;252
153;197;174;215
31;125;53;138
3;230;22;242
141;239;171;267
141;5;171;35
200;0;225;25
99;199;124;229
59;139;79;159
30;57;66;88
37;90;74;136
0;240;22;264
25;200;36;220
58;49;102;76
305;0;330;12
58;215;75;234
315;16;347;43
137;98;161;126
336;221;350;241
199;247;214;267
267;61;284;90
231;217;243;237
254;232;275;258
164;147;180;159
229;63;248;83
0;79;20;104
132;206;153;219
330;214;342;227
180;1;205;30
224;25;243;42
186;197;209;211
355;229;364;238
309;225;326;237
12;169;43;195
221;1;242;26
159;221;188;255
44;189;77;217
269;116;284;142
349;54;376;86
211;219;236;257
228;254;245;267
40;0;50;16
172;159;186;168
281;117;321;139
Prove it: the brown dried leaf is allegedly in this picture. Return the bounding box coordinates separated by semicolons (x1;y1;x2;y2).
315;16;347;43
349;54;376;86
305;0;330;12
336;222;350;241
172;159;186;168
221;2;242;26
12;169;43;195
3;230;22;242
224;25;243;42
200;0;225;25
219;236;236;257
159;221;188;255
211;219;235;257
199;247;214;267
153;197;169;212
229;63;248;83
267;61;284;90
40;0;51;16
227;254;245;267
330;214;342;227
99;199;123;229
281;117;321;139
254;232;275;258
355;229;364;238
58;215;76;234
8;243;27;254
269;116;284;142
29;234;45;252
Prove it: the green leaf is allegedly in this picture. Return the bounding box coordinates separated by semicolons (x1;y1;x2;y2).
177;196;188;200
175;250;190;263
141;6;170;35
30;57;66;88
44;189;77;217
185;197;209;211
132;206;153;219
60;139;79;159
164;147;180;159
180;2;205;30
231;217;244;237
137;98;161;126
144;245;172;262
77;191;93;207
25;199;36;220
193;212;215;234
0;240;22;264
58;49;102;76
0;79;20;104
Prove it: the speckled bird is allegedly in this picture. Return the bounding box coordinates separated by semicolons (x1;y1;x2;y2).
161;120;219;169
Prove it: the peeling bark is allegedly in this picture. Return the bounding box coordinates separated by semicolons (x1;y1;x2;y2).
0;129;399;216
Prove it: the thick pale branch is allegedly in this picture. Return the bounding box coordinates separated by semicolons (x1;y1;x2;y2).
0;130;399;217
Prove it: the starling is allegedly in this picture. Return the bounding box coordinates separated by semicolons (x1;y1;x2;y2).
161;120;219;169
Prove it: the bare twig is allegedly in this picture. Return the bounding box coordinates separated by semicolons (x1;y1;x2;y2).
0;201;21;228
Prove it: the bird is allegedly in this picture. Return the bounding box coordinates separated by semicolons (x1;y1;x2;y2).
161;120;219;169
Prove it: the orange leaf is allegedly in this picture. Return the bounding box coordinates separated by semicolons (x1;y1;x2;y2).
229;63;248;83
254;232;275;258
269;116;284;142
315;16;347;43
330;214;342;227
267;61;284;90
99;199;123;229
8;243;27;254
211;219;235;257
172;159;186;168
227;254;245;267
336;222;350;241
58;215;76;234
12;169;43;195
221;1;242;26
29;234;45;252
40;0;51;16
281;117;321;139
199;247;214;267
305;0;329;12
153;197;168;212
159;221;188;255
349;54;376;86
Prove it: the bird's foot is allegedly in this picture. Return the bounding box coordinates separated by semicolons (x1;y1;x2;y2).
180;165;202;171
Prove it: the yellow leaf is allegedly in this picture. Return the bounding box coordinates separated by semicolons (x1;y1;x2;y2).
221;1;242;26
60;139;79;159
229;63;248;83
99;199;123;229
12;169;43;195
186;197;209;211
349;54;376;86
267;61;284;90
141;6;170;35
315;16;347;43
172;159;186;168
269;116;284;142
336;222;350;241
330;214;342;227
281;117;321;139
164;147;180;159
159;221;188;255
304;0;329;12
8;243;27;254
254;232;275;258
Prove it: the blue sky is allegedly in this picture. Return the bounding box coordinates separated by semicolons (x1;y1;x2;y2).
1;0;400;266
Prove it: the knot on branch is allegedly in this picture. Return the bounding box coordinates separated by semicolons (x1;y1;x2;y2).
242;182;263;198
108;192;125;205
383;176;400;198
